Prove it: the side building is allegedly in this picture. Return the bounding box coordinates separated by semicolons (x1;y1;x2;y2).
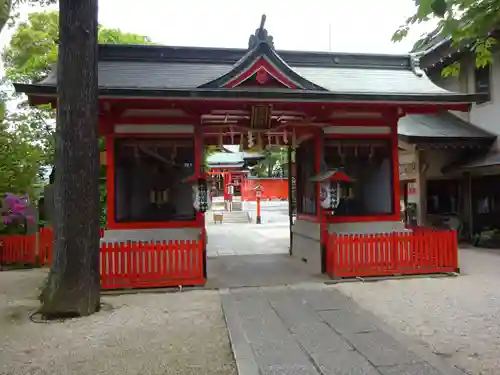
398;34;500;242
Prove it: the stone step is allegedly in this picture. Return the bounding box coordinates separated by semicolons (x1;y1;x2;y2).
208;211;250;224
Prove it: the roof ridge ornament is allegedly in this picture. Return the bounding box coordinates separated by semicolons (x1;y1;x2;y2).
410;53;425;77
248;14;274;50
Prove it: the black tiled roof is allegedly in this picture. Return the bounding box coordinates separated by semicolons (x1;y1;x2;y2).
96;43;413;69
39;58;453;95
457;152;500;169
398;112;496;143
16;38;488;104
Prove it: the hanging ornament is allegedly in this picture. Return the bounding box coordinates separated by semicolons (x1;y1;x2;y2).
218;131;223;148
292;128;297;149
248;131;254;148
229;126;235;144
283;131;289;144
239;133;244;152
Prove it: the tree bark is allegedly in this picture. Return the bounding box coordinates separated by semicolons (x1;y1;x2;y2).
40;0;100;317
0;0;12;34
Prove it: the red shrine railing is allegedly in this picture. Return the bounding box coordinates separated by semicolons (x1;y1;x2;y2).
325;228;459;278
0;233;37;265
1;228;205;289
100;240;204;289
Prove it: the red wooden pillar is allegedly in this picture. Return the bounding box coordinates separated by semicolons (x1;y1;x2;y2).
224;171;232;201
315;131;328;274
391;115;401;218
194;126;204;225
194;124;207;279
240;174;245;201
106;134;115;228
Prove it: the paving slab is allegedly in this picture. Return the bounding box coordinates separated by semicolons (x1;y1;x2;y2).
377;362;445;375
318;309;379;336
343;329;423;367
334;247;500;375
207;254;327;289
223;288;320;375
221;284;461;375
207;222;289;257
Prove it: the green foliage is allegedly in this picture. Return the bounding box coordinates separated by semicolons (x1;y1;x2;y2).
0;0;56;36
0;116;46;196
441;61;461;77
0;101;5;121
3;11;153;84
253;148;287;178
99;27;154;45
0;10;153;206
393;0;500;72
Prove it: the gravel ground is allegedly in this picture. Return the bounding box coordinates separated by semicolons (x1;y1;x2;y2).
334;247;500;375
0;269;236;375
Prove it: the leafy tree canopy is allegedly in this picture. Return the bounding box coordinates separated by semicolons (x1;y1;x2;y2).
0;0;56;34
253;148;287;178
3;10;153;83
393;0;498;69
0;10;153;197
0;119;45;195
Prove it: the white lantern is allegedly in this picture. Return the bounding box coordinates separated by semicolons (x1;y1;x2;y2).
192;184;212;212
319;181;341;210
319;182;331;209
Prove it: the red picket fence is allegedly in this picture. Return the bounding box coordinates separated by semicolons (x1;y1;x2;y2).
326;229;458;278
100;240;205;289
0;234;37;265
1;227;205;289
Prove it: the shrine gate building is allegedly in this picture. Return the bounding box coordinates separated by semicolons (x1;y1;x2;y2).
16;17;485;276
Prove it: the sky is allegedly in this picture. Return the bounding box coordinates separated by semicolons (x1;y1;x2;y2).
0;0;436;55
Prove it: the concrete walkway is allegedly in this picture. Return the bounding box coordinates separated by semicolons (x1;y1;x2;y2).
205;222;327;289
207;222;462;374
207;222;290;257
221;284;463;375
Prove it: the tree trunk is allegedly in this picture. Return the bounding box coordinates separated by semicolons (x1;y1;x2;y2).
40;0;100;318
0;0;12;34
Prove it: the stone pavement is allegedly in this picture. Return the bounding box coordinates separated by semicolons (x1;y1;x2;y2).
205;221;327;288
207;222;290;257
221;283;463;375
207;254;327;289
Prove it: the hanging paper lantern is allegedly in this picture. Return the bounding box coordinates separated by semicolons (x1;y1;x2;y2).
319;182;331;209
330;182;340;210
192;179;212;213
319;181;341;210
